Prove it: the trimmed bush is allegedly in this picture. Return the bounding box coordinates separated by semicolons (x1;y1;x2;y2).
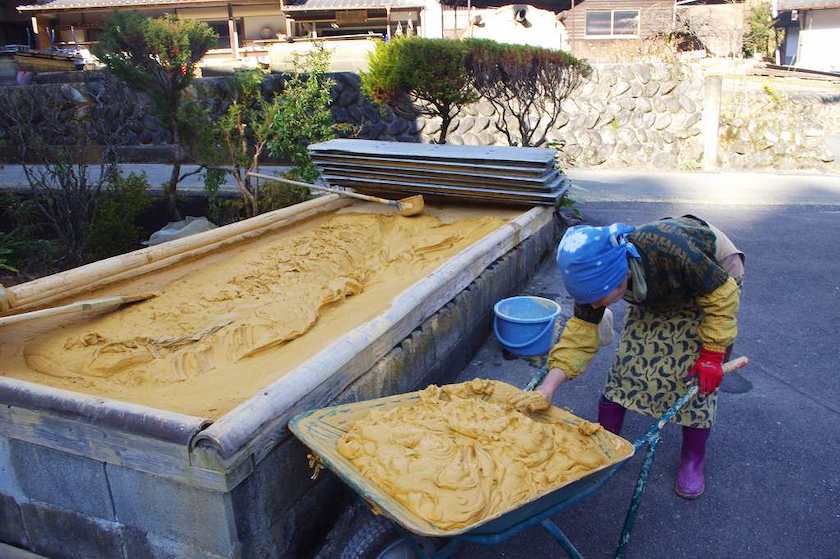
362;38;478;144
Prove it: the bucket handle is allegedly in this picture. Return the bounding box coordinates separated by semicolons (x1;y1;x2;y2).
493;316;556;350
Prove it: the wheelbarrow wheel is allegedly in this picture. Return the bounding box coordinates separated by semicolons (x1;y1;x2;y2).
340;509;433;559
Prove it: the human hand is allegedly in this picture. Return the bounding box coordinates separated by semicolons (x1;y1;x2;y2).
511;391;551;413
687;347;725;395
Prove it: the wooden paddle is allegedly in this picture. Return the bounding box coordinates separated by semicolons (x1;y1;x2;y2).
248;172;425;217
0;293;156;328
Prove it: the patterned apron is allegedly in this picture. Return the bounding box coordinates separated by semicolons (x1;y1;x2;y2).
602;224;744;429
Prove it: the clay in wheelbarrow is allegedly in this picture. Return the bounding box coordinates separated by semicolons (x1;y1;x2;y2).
289;379;634;537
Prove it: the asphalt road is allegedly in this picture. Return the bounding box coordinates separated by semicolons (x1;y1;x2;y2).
453;176;840;558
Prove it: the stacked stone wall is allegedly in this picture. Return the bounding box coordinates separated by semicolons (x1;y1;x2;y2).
1;64;838;172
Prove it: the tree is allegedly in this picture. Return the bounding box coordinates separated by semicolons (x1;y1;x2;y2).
93;12;217;218
361;37;478;144
465;40;591;148
0;77;139;267
743;2;780;59
266;45;337;182
215;46;335;216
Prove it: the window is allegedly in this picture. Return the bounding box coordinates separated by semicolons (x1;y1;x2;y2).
585;10;640;38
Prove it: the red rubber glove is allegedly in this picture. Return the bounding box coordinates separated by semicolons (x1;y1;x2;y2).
687;347;725;395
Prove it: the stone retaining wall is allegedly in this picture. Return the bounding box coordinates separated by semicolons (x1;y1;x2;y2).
1;65;838;172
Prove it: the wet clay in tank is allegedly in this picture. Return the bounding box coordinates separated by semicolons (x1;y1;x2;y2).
0;211;508;417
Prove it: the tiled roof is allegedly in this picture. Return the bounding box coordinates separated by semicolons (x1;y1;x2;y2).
18;0;229;12
283;0;423;11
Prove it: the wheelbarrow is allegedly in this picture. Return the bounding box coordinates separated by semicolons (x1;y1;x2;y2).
289;356;749;559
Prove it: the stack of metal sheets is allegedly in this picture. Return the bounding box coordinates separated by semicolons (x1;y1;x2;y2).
308;139;568;206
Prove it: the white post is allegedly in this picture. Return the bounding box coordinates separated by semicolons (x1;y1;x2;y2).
702;75;722;171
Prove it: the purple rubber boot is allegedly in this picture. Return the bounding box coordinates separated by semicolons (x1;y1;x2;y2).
597;396;626;435
675;426;711;499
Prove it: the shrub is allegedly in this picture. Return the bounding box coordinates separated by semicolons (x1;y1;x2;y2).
94;12;217;218
362;38;478;144
743;3;780;59
0;193;59;279
267;45;336;183
88;172;153;261
465;40;591;147
257;177;311;214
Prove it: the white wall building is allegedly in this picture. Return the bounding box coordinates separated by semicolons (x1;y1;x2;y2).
776;0;840;72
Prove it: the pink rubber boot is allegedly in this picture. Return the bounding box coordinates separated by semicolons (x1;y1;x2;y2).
597;396;626;435
675;426;711;499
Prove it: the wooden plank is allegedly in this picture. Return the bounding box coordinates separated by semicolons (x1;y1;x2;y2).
7;195;348;313
311;153;552;177
192;207;555;468
309;139;556;166
315;164;561;189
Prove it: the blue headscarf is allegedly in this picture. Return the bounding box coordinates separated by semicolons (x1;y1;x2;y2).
556;223;640;304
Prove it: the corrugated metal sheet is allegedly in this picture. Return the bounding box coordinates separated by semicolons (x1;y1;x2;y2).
309;140;567;207
777;0;840;10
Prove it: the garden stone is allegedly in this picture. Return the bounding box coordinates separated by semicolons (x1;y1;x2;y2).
337;87;358;107
653;113;672;130
643;82;660;97
618;128;638;145
611;81;631;98
659;81;678;95
594;83;612;101
614;111;633;127
652;151;676;169
603;70;618;86
478;131;496;145
583;113;600;129
628;82;644;98
617;97;635;111
601;127;617;145
636;97;653;113
619;65;635;82
456;116;474;135
462;132;481;146
448;135;464;145
678;96;696;113
475;101;495;117
764;130;780;145
804;127;823;137
554;113;570;129
473;116;491;132
665;97;682;114
580;81;597;97
633;63;652;84
575;129;593;147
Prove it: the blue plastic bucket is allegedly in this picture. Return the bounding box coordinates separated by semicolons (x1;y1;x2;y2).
493;296;561;357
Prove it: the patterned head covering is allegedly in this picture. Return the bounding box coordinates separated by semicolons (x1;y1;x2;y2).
556;223;640;304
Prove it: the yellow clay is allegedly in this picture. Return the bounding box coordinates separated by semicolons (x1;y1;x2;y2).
337;379;625;531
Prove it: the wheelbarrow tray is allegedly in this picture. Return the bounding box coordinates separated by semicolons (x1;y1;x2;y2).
289;386;635;538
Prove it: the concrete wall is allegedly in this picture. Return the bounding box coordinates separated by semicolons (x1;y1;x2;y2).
0;211;561;559
797;8;840;73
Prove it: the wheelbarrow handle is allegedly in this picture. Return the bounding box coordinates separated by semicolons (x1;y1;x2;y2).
636;356;750;448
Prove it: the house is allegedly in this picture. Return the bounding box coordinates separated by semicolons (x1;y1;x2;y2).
2;1;32;47
441;0;677;59
17;0;710;67
16;0;435;68
774;0;840;72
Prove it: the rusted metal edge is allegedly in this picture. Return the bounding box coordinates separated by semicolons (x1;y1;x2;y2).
192;206;555;464
0;377;211;446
